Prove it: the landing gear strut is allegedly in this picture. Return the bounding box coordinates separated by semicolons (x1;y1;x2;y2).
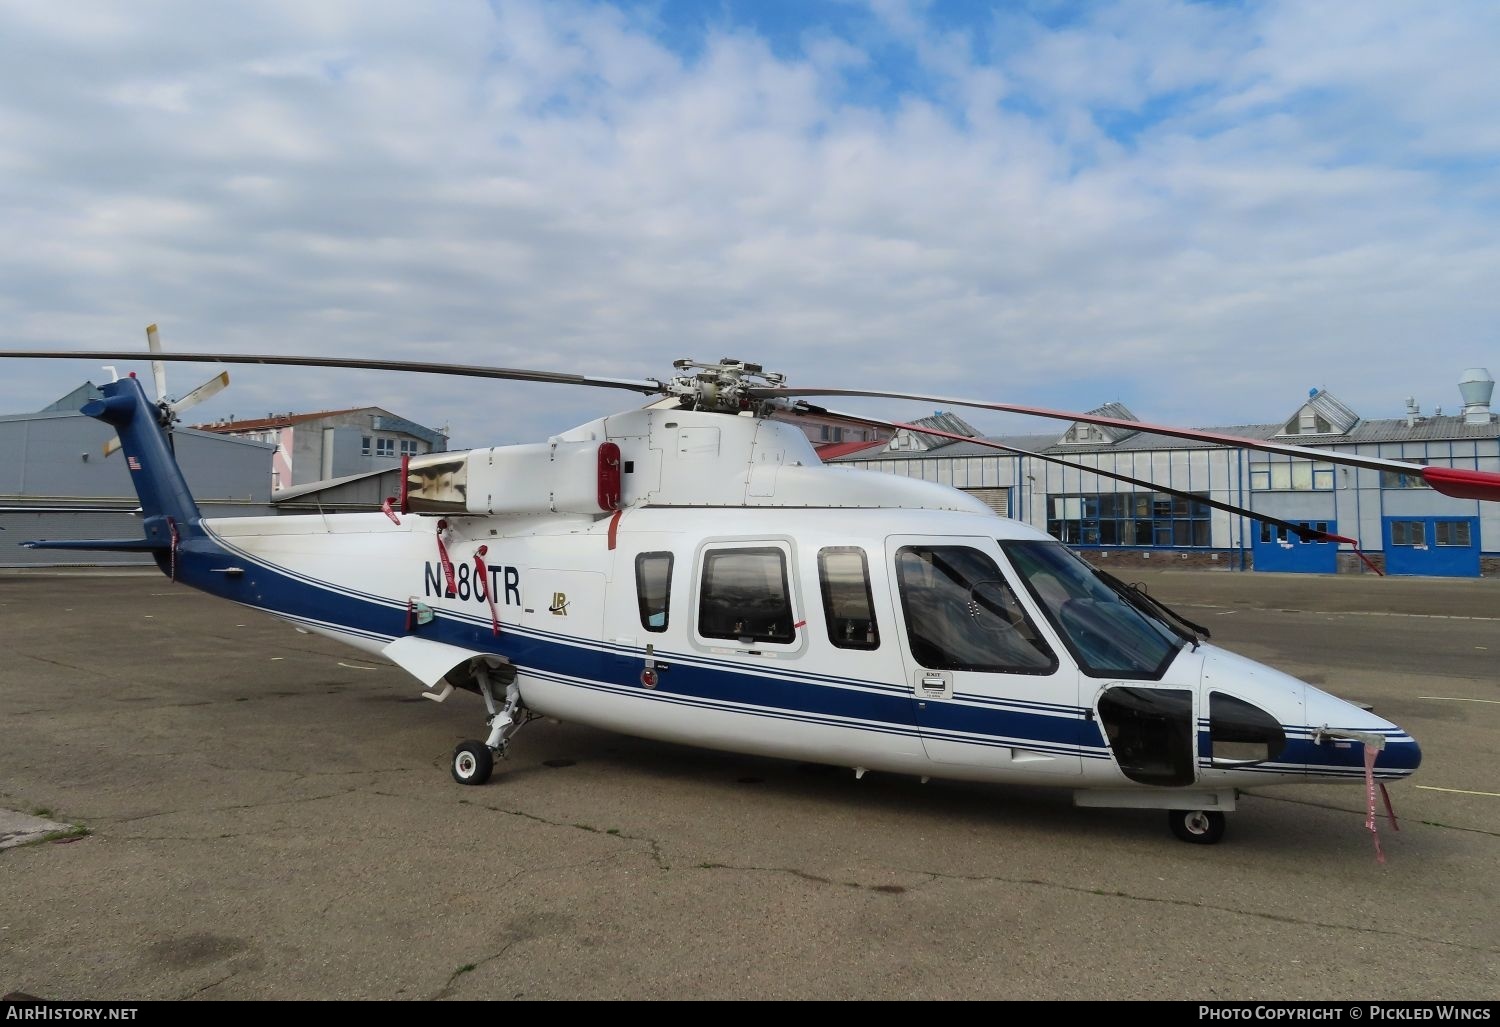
1168;809;1226;844
450;663;527;786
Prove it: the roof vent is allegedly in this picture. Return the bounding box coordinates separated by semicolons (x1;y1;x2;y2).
1459;368;1495;425
1405;396;1422;428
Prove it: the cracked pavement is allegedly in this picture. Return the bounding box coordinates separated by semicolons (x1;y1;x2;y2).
0;570;1496;1000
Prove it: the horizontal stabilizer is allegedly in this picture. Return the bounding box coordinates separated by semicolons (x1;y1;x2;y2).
23;538;166;552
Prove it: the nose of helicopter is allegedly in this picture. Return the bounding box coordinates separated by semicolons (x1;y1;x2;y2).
1301;685;1422;779
1197;646;1420;779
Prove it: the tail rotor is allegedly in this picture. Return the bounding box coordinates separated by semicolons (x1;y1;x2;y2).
102;324;230;456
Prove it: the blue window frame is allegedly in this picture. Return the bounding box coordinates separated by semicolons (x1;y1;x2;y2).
1047;492;1211;548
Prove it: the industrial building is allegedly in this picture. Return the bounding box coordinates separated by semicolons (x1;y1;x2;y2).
2;387;448;566
832;369;1499;577
1;383;276;566
192;406;447;491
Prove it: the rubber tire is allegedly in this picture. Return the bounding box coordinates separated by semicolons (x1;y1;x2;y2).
1168;809;1226;845
451;741;494;786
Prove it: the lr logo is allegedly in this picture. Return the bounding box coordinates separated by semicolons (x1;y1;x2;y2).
548;592;569;616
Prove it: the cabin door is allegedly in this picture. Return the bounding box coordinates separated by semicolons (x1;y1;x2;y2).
886;537;1083;775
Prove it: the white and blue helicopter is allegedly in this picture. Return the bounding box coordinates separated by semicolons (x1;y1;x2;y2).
6;342;1497;845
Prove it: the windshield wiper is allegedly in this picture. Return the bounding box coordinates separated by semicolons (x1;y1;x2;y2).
1093;568;1210;651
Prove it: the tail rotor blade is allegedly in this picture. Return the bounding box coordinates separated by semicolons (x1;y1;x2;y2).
146;323;168;402
168;371;230;417
102;435;123;458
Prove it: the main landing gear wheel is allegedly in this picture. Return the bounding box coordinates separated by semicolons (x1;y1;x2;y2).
446;660;526;788
452;741;494;786
1168;809;1226;845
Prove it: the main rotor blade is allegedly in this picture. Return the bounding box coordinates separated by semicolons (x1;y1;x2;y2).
168;371;230;416
767;386;1500;502
145;324;168;403
0;351;666;395
806;405;1381;567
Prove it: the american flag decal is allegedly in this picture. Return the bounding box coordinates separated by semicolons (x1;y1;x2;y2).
127;456;142;471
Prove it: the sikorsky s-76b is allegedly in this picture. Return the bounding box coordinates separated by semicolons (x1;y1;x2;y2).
6;341;1497;846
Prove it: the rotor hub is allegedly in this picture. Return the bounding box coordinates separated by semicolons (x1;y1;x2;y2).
666;358;786;414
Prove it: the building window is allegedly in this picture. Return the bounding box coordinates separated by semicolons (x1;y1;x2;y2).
1381;462;1431;489
1435;521;1471;547
817;547;879;650
361;436;372;456
1047;492;1211;548
1390;521;1426;547
399;440;420;456
1259;521;1330;545
376;438;395;457
819;425;844;443
1249;461;1335;491
1259;521;1331;544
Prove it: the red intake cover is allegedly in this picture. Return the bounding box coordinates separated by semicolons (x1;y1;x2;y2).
597;442;622;511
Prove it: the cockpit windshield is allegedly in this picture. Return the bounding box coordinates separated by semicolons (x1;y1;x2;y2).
1000;541;1182;679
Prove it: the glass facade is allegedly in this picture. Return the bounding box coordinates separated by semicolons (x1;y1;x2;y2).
1046;492;1212;547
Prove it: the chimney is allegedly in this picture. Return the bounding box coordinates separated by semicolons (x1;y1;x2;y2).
1459;368;1496;425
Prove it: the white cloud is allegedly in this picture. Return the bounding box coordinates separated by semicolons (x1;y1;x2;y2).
0;0;1496;451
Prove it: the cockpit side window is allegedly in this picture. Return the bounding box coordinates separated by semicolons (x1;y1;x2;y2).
894;546;1055;674
1209;693;1286;765
817;547;880;650
699;547;795;644
635;552;673;633
1001;540;1180;680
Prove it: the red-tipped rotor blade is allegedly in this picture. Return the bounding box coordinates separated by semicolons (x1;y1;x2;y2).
765;385;1500;500
1421;466;1500;502
807;405;1380;572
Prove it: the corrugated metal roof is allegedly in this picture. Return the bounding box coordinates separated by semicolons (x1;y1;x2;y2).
874;411;983;453
193;407;374;433
831;415;1500;463
40;382;104;412
1273;389;1361;437
271;467;389;501
1057;401;1140;445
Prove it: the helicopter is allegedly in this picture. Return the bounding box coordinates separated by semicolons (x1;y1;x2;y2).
5;341;1494;848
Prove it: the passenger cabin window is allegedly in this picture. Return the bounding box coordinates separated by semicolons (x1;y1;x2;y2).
699;548;795;644
894;546;1055;674
635;552;673;632
817;547;879;650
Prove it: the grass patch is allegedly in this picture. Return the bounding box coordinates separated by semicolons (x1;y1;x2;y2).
11;825;92;849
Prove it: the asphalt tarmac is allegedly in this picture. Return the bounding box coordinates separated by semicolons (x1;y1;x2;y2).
1;568;1496;1001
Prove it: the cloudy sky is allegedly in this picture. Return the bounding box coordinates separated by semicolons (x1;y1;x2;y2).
2;0;1497;447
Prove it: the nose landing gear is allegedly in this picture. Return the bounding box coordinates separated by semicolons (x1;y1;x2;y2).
1168;809;1226;844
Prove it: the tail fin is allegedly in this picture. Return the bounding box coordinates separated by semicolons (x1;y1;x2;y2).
25;375;201;557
